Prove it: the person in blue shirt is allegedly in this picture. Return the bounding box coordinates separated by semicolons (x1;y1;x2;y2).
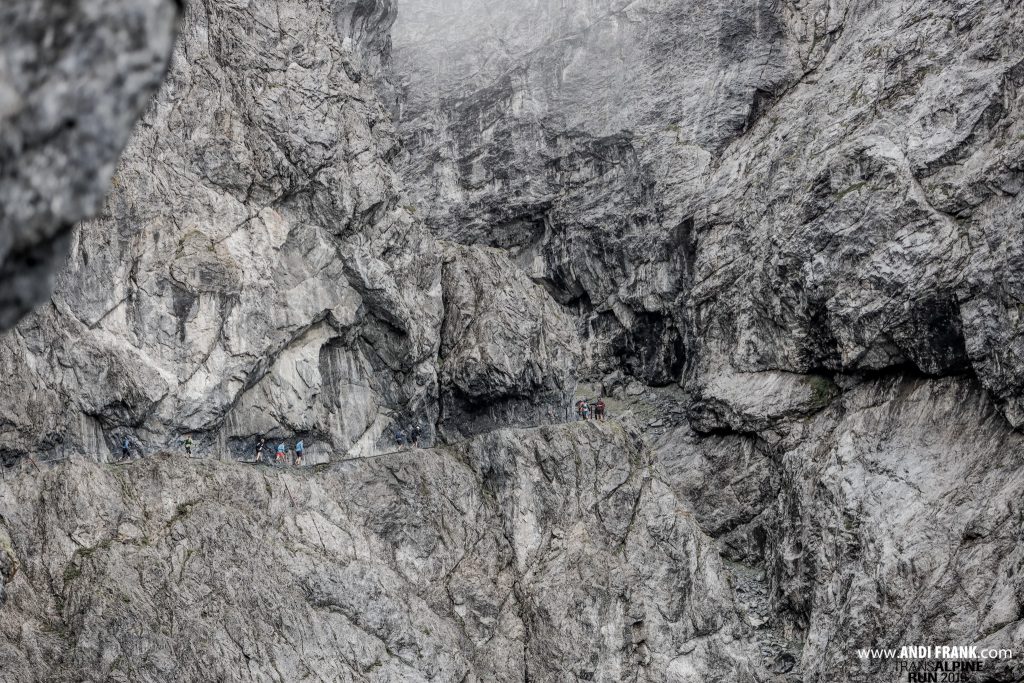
276;443;285;463
295;439;305;466
122;437;130;460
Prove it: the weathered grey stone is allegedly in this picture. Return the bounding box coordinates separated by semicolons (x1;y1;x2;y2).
392;0;1024;428
0;0;179;330
657;376;1024;682
0;526;15;609
392;0;801;386
0;0;578;464
438;242;581;438
0;422;761;683
2;0;1024;680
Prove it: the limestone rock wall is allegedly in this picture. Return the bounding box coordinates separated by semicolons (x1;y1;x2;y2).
1;0;1023;681
391;0;1024;680
393;0;1024;420
0;423;759;683
0;0;577;464
657;376;1024;682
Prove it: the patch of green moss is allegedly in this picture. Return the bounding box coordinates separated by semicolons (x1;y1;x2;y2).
835;181;868;201
62;563;82;584
805;375;838;410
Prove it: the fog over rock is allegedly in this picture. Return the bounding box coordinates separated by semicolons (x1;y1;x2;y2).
0;0;574;465
393;0;1024;422
1;0;1023;681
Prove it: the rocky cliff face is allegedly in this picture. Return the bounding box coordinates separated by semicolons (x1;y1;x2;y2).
393;0;1024;415
659;376;1024;682
0;423;762;683
392;0;801;385
389;0;1024;679
1;0;1023;681
0;0;576;465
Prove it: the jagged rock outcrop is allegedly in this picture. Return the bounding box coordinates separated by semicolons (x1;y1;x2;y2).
392;0;801;385
393;0;1024;426
0;0;576;464
2;0;1023;681
391;1;1024;680
0;422;760;683
657;376;1024;682
691;3;1024;422
438;243;580;437
0;0;179;331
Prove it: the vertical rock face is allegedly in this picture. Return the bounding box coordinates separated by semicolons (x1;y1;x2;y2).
438;243;581;437
392;0;801;384
2;0;1024;681
389;0;1024;680
690;3;1024;401
0;424;761;682
0;0;179;331
658;377;1024;682
393;0;1024;418
0;0;436;461
0;0;578;463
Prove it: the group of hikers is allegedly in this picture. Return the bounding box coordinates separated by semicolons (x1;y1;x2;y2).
393;423;424;449
575;398;607;421
254;437;306;466
118;435;310;466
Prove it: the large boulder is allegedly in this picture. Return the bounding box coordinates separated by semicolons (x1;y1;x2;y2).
438;243;581;437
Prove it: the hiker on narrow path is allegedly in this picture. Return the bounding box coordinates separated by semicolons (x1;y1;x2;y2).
276;443;286;463
182;435;193;457
122;437;131;460
295;439;304;466
255;437;266;464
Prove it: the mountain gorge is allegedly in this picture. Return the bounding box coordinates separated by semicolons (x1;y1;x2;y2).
1;0;1023;681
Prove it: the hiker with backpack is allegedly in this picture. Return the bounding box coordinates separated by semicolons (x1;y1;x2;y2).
255;437;266;464
122;436;131;460
595;398;606;421
395;428;406;449
276;442;286;463
295;439;304;466
410;424;422;448
182;435;193;457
